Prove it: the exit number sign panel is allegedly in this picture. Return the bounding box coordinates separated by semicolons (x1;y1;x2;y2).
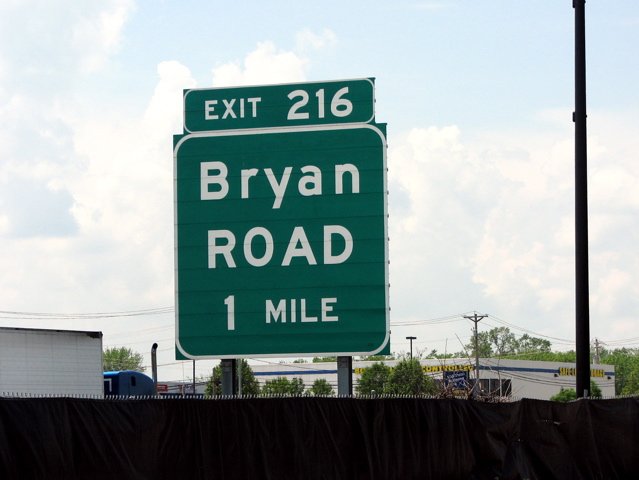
183;78;375;132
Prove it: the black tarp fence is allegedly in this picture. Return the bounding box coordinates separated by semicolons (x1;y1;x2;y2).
1;396;638;479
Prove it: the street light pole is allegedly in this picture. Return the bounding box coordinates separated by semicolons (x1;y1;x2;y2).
406;336;416;359
151;343;158;395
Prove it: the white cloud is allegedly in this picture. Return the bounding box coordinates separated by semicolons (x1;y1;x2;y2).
1;177;77;237
0;0;137;239
211;31;337;87
144;61;197;141
388;125;491;326
388;111;639;343
73;0;136;73
592;268;633;316
0;1;135;80
65;60;196;252
0;57;196;312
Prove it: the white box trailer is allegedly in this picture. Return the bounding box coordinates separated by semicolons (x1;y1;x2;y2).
0;326;104;397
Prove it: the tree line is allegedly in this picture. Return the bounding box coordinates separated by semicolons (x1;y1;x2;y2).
104;326;639;397
204;360;335;396
202;358;439;397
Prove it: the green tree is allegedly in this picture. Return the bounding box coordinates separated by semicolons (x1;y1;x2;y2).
356;361;391;395
505;351;577;362
467;327;553;358
601;348;639;395
465;330;494;358
309;378;334;396
205;365;222;396
261;377;305;396
384;358;437;396
550;381;602;402
590;380;602;398
103;347;144;372
488;327;518;356
550;387;577;402
516;334;552;354
204;360;260;396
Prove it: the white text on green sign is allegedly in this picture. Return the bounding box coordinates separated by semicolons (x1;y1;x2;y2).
183;78;375;132
174;125;388;358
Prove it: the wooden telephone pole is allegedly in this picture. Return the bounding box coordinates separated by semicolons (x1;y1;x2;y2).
464;312;487;394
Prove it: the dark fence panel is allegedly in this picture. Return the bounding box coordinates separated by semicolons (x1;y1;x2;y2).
1;397;638;479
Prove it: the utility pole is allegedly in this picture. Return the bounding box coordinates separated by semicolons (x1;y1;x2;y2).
593;338;601;364
574;0;591;398
464;313;487;395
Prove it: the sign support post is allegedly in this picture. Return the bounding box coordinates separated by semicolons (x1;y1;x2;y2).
221;359;237;396
337;356;353;396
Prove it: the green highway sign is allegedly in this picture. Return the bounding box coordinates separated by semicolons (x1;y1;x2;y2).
183;78;375;132
175;78;388;359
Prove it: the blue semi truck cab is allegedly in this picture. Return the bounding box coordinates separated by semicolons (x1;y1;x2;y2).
103;370;155;396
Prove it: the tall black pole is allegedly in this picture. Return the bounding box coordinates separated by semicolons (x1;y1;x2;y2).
574;0;590;398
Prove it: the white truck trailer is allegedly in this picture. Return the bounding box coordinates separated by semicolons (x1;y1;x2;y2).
0;326;104;397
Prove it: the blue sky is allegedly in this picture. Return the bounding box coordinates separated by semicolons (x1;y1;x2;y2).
1;1;638;381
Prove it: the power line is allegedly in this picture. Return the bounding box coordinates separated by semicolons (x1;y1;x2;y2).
0;306;174;320
391;313;468;326
487;314;575;345
599;337;639;347
107;324;173;336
